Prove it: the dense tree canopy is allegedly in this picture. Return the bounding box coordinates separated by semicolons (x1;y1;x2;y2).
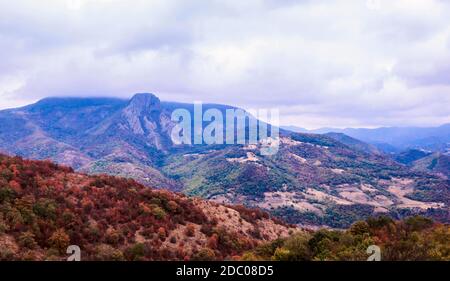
245;216;449;261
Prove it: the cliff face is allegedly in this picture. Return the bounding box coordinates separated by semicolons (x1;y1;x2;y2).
0;94;180;189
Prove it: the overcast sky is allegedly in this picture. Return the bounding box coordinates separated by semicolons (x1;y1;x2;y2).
0;0;449;129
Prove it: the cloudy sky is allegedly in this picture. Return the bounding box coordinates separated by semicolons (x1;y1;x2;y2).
0;0;449;129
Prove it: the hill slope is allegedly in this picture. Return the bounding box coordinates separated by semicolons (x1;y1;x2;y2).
324;132;381;155
394;149;433;165
245;216;450;261
0;154;293;261
412;153;450;179
0;94;448;228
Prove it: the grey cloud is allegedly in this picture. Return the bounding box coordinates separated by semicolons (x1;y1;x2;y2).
0;0;449;128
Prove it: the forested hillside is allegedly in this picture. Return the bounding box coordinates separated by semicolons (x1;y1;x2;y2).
0;154;293;261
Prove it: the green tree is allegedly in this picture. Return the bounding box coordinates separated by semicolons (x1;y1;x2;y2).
125;243;145;261
192;248;216;261
18;231;38;249
349;221;370;236
33;198;57;219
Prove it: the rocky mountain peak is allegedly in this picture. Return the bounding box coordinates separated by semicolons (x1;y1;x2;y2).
127;93;161;114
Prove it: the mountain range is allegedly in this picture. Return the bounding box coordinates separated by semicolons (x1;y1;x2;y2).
283;125;450;153
2;153;447;261
0;93;448;228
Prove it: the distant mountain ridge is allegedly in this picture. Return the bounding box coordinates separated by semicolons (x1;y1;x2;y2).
323;132;382;155
283;124;450;153
0;93;448;228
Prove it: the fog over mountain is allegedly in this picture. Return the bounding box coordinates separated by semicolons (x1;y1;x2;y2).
1;0;450;128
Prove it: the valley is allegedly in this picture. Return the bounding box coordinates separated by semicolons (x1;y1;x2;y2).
0;93;448;229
